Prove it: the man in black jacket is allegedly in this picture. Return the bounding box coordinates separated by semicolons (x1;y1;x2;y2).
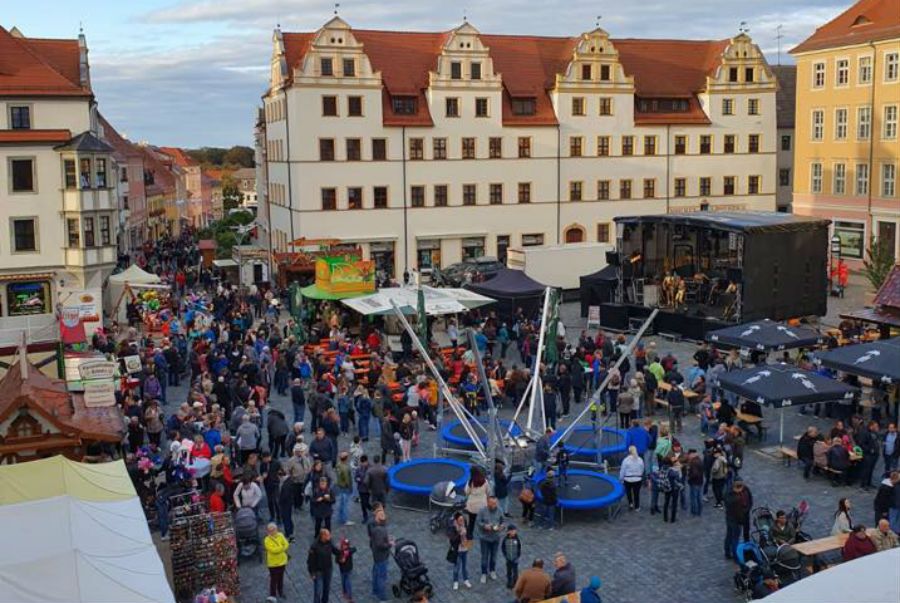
827;438;852;486
797;426;818;479
856;421;881;490
724;480;753;560
550;552;576;597
308;528;335;603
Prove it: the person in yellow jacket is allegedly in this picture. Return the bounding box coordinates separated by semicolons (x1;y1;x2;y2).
265;523;290;599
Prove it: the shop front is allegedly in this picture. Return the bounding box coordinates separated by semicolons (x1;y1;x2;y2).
370;241;396;281
417;239;441;271
461;237;486;261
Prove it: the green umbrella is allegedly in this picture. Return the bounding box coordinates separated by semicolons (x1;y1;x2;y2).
545;288;560;365
417;286;428;347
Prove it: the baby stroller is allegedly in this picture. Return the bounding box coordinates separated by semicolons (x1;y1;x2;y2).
733;541;774;601
233;507;262;563
428;481;466;534
751;507;775;543
391;538;433;599
786;500;812;543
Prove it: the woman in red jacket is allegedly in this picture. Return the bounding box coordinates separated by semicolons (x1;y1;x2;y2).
842;525;876;561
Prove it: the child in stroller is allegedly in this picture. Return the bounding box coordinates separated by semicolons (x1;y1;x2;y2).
233;507;263;563
391;538;433;599
733;541;780;601
429;481;466;534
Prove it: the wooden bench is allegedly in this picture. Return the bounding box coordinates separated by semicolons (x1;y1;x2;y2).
779;446;798;466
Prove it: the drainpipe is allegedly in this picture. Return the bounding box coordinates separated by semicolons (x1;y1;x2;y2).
665;124;671;213
262;120;274;281
283;89;296;246
556;124;561;244
402;126;409;275
866;42;877;245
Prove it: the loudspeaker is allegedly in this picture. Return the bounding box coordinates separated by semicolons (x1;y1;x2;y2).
606;251;620;267
727;267;743;283
643;284;659;307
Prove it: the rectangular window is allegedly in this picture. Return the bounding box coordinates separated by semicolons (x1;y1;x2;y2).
674;135;687;155
598;97;612;116
856;163;869;195
12;218;37;251
859;56;872;84
321;188;337;210
475;98;489;117
620;179;632;200
434;185;448;207
522;233;544;247
518;137;531;158
100;216;111;245
699;177;712;196
621;136;634;156
600;64;610;81
489;137;502;159
883;105;898;140
858;106;872;140
95;158;107;188
596;136;610;156
811;110;824;140
320;57;333;76
748;175;760;195
372;138;387;160
64;159;77;189
374;186;388;208
674;178;686;197
322;96;338;116
409;138;424;160
781;134;791;151
883;164;897;197
450;61;462;80
348;96;363;116
700;135;711;154
411;185;425;208
467;61;480;80
835;108;848;140
745;67;754;82
9;106;31;129
569;181;582;201
489;183;503;205
813;62;825;88
348;187;363;210
643;178;655;199
811;162;823;193
571;97;585;116
779;169;791;187
834;221;865;259
581;64;592;80
392;97;417;115
834;163;846;194
445;97;459;117
10;158;35;192
748;98;760;116
517;182;531;204
511;98;535;116
346;138;361;161
463;184;477;206
643;136;656;156
342;58;355;77
433;138;447;160
319;139;335;161
597;223;610;243
597;180;610;200
836;59;849;86
724;134;736;153
570;136;583;157
83;217;95;247
886;52;899;82
461;137;476;159
722;98;734;115
729;67;739;82
748;134;760;153
67;218;80;248
723;176;735;196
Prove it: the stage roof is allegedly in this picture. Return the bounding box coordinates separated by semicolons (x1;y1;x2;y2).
614;211;831;233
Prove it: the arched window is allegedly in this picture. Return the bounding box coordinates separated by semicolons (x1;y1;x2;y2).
564;225;585;243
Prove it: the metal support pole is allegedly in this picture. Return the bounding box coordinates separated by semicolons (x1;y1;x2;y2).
517;287;552;436
466;329;508;469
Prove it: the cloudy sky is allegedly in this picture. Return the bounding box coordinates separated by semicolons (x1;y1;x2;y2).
7;0;850;147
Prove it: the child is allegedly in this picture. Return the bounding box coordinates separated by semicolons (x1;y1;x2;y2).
335;536;356;602
698;396;713;434
501;524;522;589
349;436;364;473
518;484;536;526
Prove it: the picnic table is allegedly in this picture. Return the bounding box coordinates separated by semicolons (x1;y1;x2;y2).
793;528;878;559
657;381;699;399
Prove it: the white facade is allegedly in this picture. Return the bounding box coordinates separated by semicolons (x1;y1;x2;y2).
262;19;777;279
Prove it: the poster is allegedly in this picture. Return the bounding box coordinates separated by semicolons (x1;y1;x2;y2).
59;288;103;339
315;255;375;295
7;281;51;316
123;355;143;374
83;381;116;407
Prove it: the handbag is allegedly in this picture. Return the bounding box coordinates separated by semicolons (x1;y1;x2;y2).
518;488;535;504
446;547;458;564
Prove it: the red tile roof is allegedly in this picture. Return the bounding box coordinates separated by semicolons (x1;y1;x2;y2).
98;113;142;159
159;146;199;168
0;26;90;97
792;0;900;54
282;28;731;126
0;129;71;143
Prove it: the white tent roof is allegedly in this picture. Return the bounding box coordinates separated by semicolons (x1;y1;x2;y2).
765;547;899;603
342;286;494;316
107;264;161;285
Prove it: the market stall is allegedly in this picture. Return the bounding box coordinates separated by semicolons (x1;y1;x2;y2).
105;264;167;324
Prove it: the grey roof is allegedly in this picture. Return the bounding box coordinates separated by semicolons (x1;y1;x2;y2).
54;131;115;153
771;65;796;129
615;211;830;233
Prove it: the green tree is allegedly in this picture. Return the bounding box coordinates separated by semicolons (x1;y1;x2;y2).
222;175;242;211
223;146;255;168
862;236;895;291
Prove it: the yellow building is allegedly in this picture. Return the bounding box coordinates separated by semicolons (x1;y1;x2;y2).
791;0;900;266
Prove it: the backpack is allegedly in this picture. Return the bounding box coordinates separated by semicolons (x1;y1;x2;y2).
653;469;672;493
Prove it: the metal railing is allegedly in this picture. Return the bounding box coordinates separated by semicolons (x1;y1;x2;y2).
0;315;59;347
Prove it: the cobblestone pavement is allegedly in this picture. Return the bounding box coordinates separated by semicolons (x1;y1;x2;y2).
161;300;883;603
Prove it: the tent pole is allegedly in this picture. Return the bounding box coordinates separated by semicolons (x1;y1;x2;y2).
780;407;784;446
525;287;552;435
508;379;532;435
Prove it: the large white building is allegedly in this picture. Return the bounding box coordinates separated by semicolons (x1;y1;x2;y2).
0;26;118;347
261;18;778;278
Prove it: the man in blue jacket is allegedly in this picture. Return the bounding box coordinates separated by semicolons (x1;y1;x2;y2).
624;419;650;456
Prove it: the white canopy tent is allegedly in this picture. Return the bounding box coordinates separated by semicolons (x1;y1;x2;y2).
342;286;494;316
764;548;899;603
105;264;165;323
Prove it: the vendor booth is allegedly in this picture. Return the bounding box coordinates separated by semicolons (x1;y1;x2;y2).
105;265;165;324
465;268;546;317
342;286;494;316
301;254;376;300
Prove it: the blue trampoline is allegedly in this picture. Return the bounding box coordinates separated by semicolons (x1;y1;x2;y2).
550;426;627;459
441;418;522;449
388;458;471;497
532;468;625;510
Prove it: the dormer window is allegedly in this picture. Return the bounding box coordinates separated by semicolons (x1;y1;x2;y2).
321;57;334;76
729;67;738;82
745;67;754;82
600;65;610;81
471;62;482;80
581;64;591;81
511;98;536;116
451;62;462;80
342;58;355;77
392;96;417;115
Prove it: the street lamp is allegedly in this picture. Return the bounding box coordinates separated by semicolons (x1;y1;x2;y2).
829;234;842;295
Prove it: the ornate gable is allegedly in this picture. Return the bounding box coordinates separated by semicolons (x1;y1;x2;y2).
429;22;501;88
295;17;381;87
707;33;776;91
269;28;289;91
556;28;633;91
